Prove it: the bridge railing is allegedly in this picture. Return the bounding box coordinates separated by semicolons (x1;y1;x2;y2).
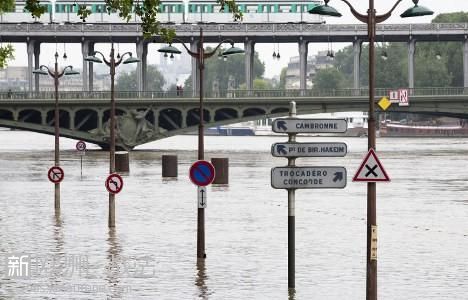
0;87;467;100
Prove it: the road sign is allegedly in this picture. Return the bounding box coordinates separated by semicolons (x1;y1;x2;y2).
378;96;391;111
271;142;347;157
48;166;64;183
272;118;347;134
389;90;399;103
353;149;390;182
76;140;86;152
198;186;207;208
271;166;347;189
398;89;409;106
105;173;124;194
189;160;216;187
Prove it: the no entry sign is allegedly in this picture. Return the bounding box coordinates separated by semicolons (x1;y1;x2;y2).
48;166;64;183
189;160;215;187
105;173;124;194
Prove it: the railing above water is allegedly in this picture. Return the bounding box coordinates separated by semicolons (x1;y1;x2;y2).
0;87;467;101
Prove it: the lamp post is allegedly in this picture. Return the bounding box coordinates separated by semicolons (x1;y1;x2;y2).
33;52;79;212
158;28;244;259
84;44;139;228
309;1;433;299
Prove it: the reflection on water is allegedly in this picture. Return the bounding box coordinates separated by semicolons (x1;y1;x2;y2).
196;260;209;300
0;132;467;299
106;228;123;300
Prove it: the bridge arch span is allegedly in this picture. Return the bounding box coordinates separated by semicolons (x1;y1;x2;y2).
214;108;239;122
186;108;211;127
159;108;183;131
74;109;99;131
243;107;266;118
46;109;71;129
18;109;42;125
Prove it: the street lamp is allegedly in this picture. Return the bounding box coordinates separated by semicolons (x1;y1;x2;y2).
84;44;139;228
33;52;79;212
309;1;433;299
158;28;244;259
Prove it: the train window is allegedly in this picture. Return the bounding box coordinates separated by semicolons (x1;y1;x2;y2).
246;5;257;13
279;5;290;12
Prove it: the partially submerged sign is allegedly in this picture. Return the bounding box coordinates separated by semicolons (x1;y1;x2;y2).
272;118;348;134
271;142;347;157
271;166;347;189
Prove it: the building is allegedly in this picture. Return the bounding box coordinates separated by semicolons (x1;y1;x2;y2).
285;50;334;89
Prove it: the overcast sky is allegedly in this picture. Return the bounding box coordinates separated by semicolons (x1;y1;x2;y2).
5;0;468;80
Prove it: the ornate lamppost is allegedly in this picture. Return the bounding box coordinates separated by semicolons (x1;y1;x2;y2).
309;1;433;299
84;44;139;227
33;52;79;212
158;28;244;259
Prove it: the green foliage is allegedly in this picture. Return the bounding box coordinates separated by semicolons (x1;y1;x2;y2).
313;67;346;90
278;67;287;89
24;0;46;18
184;48;264;91
0;45;15;69
116;65;166;90
0;0;14;13
239;78;274;90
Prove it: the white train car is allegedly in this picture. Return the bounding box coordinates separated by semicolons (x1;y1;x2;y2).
1;0;323;24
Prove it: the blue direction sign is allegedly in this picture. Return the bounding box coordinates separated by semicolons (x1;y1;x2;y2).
272;142;347;157
272;118;347;134
189;160;216;187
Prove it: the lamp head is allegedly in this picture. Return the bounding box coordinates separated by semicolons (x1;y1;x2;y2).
401;0;433;18
64;67;80;75
222;44;245;56
158;44;182;55
84;55;103;64
32;68;48;75
308;0;342;17
123;55;140;64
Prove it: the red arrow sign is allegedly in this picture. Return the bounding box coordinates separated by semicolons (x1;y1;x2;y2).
105;173;124;194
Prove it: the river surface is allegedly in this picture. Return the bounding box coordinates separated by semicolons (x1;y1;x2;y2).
0;131;467;300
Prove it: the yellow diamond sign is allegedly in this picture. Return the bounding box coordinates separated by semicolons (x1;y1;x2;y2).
378;96;391;111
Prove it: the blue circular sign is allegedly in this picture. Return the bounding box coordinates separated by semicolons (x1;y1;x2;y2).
189;160;216;187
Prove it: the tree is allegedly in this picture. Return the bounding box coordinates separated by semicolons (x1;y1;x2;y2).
313;67;347;90
0;0;14;69
278;67;288;89
183;47;265;91
116;65;165;91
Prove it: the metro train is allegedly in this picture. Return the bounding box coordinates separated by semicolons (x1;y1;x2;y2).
1;0;324;24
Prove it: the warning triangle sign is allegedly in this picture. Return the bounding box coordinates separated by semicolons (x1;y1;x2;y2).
353;148;390;182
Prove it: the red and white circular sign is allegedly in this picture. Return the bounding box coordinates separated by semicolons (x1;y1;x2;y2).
48;166;64;183
76;140;86;152
105;173;124;194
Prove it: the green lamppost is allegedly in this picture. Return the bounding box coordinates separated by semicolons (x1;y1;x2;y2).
158;28;244;259
309;1;433;299
33;52;79;212
84;44;139;228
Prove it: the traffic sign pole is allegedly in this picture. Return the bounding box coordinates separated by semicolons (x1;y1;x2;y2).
287;101;296;291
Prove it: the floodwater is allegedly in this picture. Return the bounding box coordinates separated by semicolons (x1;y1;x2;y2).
0;131;467;299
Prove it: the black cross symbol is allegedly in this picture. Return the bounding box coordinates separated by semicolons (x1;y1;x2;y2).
365;164;378;177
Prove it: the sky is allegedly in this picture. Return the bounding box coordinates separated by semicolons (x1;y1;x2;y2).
4;0;468;79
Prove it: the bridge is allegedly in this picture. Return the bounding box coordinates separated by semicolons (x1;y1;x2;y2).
1;22;468;93
1;88;467;149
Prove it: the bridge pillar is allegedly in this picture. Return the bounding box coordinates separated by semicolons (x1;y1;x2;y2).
136;40;148;92
353;39;362;93
181;109;188;128
408;38;416;92
191;40;199;97
97;110;104;134
27;40;40;93
81;41;90;91
152;108;160;134
298;39;308;96
464;38;468;89
89;42;94;91
244;39;255;95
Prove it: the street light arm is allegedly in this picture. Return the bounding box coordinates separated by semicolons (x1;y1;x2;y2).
204;40;235;59
56;65;75;78
339;0;367;23
115;51;133;66
93;51;111;66
375;0;403;23
173;38;198;57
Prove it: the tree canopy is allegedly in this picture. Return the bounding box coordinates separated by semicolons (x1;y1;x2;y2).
313;12;468;90
183;47;265;91
116;65;165;91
